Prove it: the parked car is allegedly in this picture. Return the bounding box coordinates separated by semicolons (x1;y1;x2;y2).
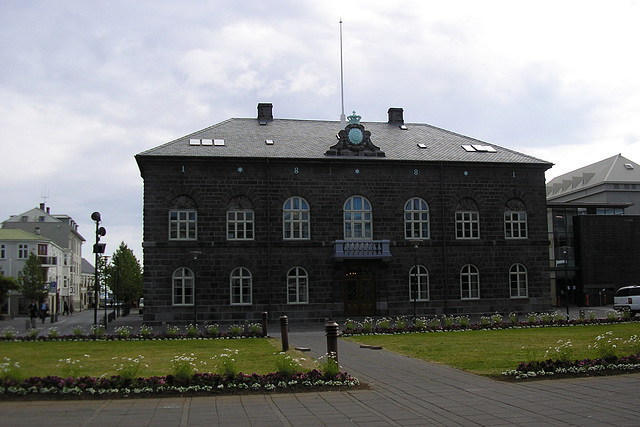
613;286;640;315
138;298;144;314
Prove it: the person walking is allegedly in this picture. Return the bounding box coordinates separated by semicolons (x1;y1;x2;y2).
28;301;38;329
63;300;69;316
40;301;48;324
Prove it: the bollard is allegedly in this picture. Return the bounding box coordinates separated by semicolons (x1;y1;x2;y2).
261;311;268;337
280;315;289;352
325;320;339;363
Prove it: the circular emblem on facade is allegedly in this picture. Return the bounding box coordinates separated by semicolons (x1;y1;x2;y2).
348;128;363;145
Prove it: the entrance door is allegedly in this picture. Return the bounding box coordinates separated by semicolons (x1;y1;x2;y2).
344;267;376;316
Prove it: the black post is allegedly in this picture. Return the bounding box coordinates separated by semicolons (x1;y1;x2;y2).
91;212;106;328
190;251;201;326
261;311;268;337
325;320;339;363
280;315;289;352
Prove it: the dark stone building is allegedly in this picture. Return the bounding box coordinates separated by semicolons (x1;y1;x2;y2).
136;104;552;324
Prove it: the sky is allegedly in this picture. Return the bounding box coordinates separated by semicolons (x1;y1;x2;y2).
1;0;639;263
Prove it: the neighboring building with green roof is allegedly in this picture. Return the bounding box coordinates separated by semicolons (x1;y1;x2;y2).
0;228;64;317
1;204;86;315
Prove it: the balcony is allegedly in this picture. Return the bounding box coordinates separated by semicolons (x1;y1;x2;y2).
334;240;391;260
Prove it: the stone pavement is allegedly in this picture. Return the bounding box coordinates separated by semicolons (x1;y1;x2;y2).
2;308;640;426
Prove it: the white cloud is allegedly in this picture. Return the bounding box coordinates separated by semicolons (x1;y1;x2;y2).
2;0;640;261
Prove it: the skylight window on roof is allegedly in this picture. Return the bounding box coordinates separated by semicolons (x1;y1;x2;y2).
189;139;201;146
213;139;225;146
625;163;634;170
265;139;274;145
417;143;427;149
462;144;496;153
201;139;213;146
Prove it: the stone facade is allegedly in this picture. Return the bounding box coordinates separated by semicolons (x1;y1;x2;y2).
137;104;552;324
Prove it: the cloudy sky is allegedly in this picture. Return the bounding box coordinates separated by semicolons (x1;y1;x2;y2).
1;1;639;262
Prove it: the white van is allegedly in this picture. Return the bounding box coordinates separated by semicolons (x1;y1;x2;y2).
613;286;640;315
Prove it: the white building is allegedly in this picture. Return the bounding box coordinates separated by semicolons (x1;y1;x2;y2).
1;204;86;312
0;228;65;317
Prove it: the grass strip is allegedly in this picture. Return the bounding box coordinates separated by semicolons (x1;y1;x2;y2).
1;338;314;378
345;323;640;377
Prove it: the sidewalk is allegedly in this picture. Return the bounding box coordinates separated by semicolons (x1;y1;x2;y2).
2;307;640;426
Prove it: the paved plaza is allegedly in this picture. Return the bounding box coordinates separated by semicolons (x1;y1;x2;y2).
2;308;640;426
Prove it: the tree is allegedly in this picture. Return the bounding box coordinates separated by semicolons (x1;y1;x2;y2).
0;274;19;309
105;242;142;315
20;253;48;303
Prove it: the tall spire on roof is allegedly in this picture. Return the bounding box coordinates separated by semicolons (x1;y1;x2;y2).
339;19;346;127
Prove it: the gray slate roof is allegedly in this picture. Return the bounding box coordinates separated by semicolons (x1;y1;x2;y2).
137;118;551;166
547;154;640;199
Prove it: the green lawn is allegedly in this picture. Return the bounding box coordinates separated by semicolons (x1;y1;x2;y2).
1;338;312;379
346;323;640;377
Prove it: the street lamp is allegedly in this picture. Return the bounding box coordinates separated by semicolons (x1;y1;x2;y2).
190;251;202;326
91;212;106;327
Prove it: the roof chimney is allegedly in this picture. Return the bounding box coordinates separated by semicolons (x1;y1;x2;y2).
257;103;273;123
388;107;404;125
40;203;45;211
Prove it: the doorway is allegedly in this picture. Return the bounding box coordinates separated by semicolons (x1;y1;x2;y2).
344;267;376;316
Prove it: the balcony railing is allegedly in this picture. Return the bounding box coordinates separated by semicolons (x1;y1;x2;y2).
334;240;391;260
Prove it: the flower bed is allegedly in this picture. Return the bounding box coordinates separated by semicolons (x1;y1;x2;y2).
0;323;266;342
502;354;640;380
341;310;635;336
0;369;361;400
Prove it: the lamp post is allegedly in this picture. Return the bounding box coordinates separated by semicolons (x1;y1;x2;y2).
190;251;202;326
91;212;106;327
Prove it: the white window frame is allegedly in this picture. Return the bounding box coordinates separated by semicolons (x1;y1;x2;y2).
404;198;430;240
172;267;194;306
344;195;372;240
18;244;29;259
0;244;5;259
283;197;310;240
287;266;309;304
230;267;252;305
169;210;197;240
460;264;480;299
510;263;528;298
505;211;528;239
409;265;429;301
227;210;254;240
455;211;480;239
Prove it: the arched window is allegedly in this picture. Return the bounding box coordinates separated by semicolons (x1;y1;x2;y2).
455;198;480;239
404;198;430;240
230;267;252;305
227;196;254;240
460;264;480;299
504;199;528;239
344;196;372;240
510;263;528;298
169;195;197;240
409;265;429;301
172;267;194;306
283;197;310;240
287;266;309;304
